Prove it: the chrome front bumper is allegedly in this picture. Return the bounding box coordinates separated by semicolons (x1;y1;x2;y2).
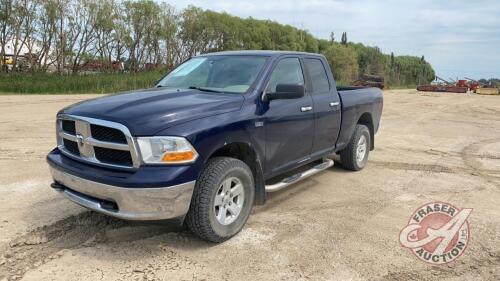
49;166;195;220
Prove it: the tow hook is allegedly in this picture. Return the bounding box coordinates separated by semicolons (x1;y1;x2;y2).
50;182;64;191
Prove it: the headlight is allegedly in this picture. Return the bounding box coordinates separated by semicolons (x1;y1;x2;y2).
136;136;198;164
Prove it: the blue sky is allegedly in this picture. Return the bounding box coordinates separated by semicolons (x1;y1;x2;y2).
165;0;500;80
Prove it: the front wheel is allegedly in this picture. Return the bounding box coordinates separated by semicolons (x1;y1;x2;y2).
339;124;371;171
186;157;254;242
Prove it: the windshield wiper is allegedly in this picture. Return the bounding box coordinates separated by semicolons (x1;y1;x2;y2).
188;86;223;93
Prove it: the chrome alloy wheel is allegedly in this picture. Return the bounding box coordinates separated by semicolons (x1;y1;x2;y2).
213;177;245;225
356;134;367;165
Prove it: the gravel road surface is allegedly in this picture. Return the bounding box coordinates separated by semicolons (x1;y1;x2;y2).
0;90;499;280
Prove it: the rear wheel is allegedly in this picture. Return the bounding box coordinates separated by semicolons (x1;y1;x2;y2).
186;157;254;242
340;124;371;171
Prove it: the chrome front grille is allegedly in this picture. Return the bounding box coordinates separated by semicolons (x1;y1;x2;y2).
56;114;140;169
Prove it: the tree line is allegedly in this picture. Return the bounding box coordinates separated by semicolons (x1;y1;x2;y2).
0;0;435;85
477;78;499;87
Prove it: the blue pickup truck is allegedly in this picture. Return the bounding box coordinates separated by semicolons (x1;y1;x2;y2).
47;51;383;242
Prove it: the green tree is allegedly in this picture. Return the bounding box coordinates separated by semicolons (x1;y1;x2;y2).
351;43;387;76
0;0;436;88
341;32;347;45
122;0;160;71
322;43;358;82
0;0;13;72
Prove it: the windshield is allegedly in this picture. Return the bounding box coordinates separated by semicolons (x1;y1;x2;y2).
157;56;268;94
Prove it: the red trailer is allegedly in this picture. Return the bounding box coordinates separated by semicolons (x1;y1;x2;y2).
352;74;385;89
417;76;468;93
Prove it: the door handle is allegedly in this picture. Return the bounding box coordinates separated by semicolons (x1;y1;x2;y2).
300;106;313;112
329;102;340;107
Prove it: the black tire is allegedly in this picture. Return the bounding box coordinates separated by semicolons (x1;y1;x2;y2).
340;124;371;171
186;157;255;242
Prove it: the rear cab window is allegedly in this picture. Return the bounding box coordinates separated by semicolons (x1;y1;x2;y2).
304;58;330;93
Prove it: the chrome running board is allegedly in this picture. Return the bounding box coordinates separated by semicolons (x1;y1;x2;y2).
265;159;334;192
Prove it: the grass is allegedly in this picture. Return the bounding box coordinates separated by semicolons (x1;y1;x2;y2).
0;72;418;94
0;71;164;94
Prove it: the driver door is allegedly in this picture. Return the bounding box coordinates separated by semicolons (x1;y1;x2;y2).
262;57;314;177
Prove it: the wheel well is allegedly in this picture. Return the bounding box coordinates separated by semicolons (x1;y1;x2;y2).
358;113;375;150
209;143;266;205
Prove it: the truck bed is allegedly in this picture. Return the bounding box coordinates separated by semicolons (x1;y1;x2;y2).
335;87;383;152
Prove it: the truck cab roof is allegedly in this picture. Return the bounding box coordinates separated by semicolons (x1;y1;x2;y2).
198;50;325;58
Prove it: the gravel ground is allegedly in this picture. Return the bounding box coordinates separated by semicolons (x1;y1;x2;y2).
0;89;499;281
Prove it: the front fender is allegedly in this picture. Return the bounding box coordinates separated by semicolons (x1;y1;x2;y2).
156;105;265;172
158;106;267;204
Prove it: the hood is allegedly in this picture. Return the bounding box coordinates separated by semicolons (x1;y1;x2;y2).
61;87;245;135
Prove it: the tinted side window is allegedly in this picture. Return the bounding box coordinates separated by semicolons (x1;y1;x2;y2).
305;58;330;93
266;58;304;93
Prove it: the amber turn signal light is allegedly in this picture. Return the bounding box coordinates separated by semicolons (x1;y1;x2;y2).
161;151;196;162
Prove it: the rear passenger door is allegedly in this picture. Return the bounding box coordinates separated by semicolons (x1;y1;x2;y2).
303;57;341;156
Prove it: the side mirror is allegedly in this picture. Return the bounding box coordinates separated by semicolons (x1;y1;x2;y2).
265;84;305;101
154;78;163;87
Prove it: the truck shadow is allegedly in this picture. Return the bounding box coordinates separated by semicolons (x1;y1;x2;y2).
256;160;349;213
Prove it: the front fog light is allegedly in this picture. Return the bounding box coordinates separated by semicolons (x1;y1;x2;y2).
136;136;198;164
